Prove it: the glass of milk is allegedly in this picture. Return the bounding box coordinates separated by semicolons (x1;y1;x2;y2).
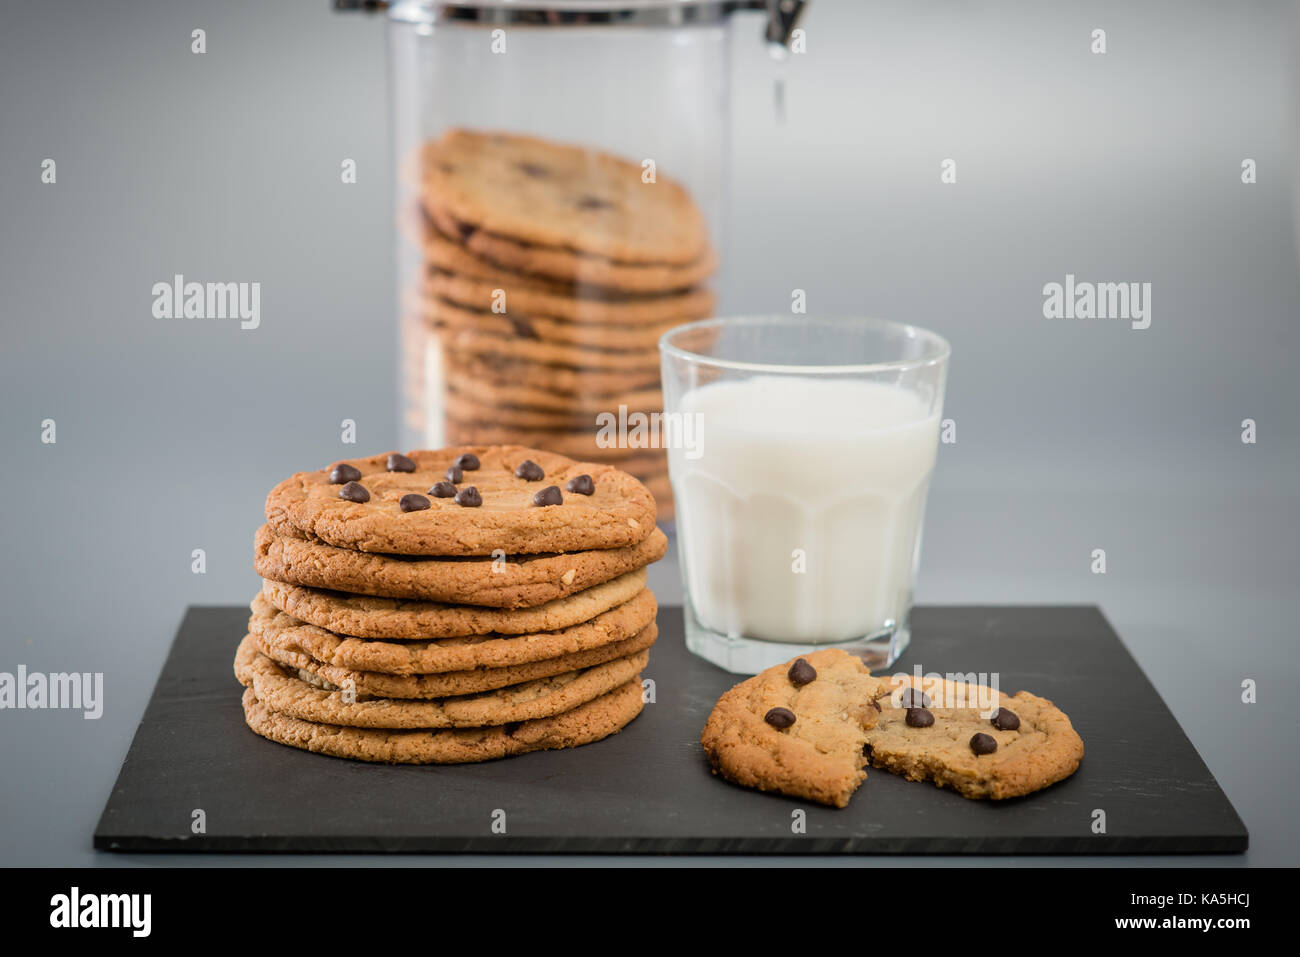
660;316;950;674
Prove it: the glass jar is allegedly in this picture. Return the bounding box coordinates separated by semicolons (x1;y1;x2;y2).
363;0;805;523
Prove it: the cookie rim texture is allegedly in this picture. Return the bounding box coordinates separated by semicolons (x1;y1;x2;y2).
424;269;716;327
248;620;658;699
240;679;644;764
254;522;668;607
264;446;657;556
259;567;647;640
234;633;648;730
422;295;685;352
417;220;718;295
247;587;658;675
700;649;883;809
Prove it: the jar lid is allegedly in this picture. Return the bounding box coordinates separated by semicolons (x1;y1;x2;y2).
337;1;806;47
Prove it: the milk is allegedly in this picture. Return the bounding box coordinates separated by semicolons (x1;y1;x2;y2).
670;376;940;644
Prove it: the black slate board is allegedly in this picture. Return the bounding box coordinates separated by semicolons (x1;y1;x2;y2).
95;605;1247;854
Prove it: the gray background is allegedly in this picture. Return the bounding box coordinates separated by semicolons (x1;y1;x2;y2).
1;0;1296;866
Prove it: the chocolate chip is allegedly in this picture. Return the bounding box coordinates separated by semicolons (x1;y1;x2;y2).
329;463;361;484
387;453;416;473
454;486;482;507
533;485;563;507
428;481;457;498
862;742;874;759
454;453;480;471
456;221;476;242
764;707;796;729
517;162;549;178
515;459;544;481
905;707;935;728
991;708;1020;731
970;732;998;755
787;658;817;686
566;474;595;496
399;493;430;513
899;688;932;709
445;465;463;484
505;315;538;339
338;481;369;503
576;195;613;211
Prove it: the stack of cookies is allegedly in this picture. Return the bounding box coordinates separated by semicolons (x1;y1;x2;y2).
405;129;719;521
236;446;666;764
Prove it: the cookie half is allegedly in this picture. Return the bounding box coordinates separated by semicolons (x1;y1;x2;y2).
863;675;1084;799
701;649;885;808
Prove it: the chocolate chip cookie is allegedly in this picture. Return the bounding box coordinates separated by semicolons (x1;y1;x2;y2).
264;446;656;556
260;567;647;640
248;588;657;674
240;678;644;764
235;634;647;729
254;523;668;607
420;129;710;265
248;618;658;699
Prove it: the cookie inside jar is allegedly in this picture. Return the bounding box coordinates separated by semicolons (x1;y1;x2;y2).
398;127;723;527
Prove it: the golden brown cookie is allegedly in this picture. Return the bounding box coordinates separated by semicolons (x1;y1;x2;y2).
421;219;717;297
423;295;684;352
260;568;647;640
701;650;885;808
264;446;656;556
863;675;1085;799
240;678;644;764
440;325;662;373
234;634;647;730
248;588;657;675
426;269;715;327
420;129;709;265
442;367;663;414
442;388;605;430
253;523;668;607
248;620;658;699
442;349;661;395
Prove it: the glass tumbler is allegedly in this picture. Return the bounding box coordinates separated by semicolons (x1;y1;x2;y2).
659;316;951;673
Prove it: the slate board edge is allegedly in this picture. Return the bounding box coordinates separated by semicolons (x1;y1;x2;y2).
93;833;1248;855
